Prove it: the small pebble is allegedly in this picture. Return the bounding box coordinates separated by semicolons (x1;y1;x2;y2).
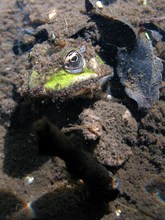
115;208;122;217
96;1;104;9
49;9;57;20
24;176;34;185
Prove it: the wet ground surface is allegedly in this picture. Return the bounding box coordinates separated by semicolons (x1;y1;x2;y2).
0;0;165;219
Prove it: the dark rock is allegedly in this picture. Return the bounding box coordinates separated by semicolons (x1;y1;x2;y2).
117;32;163;109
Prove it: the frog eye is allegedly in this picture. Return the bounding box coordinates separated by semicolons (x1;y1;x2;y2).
63;50;85;73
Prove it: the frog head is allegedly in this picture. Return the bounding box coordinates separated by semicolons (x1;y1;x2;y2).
21;39;113;101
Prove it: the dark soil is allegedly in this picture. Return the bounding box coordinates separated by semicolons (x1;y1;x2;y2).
0;1;165;220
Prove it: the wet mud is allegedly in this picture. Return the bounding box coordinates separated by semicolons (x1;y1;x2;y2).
0;0;165;220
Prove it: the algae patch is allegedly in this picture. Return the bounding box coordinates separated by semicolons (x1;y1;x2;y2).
44;67;96;91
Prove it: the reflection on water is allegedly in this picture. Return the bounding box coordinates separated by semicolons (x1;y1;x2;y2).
145;178;165;205
0;190;36;219
0;190;24;219
11;200;36;220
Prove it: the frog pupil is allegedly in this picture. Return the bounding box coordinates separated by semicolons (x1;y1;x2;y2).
71;55;78;62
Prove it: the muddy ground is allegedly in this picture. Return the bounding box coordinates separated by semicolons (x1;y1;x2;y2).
0;0;165;220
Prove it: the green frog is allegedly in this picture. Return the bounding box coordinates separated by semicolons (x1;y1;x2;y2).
20;39;113;101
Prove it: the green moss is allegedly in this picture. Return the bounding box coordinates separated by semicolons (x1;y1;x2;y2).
95;54;105;65
44;67;96;91
29;70;40;89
